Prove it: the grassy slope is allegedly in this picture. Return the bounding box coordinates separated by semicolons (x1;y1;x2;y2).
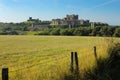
0;36;119;80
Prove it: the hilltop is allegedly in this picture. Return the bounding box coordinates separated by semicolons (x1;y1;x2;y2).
0;14;119;37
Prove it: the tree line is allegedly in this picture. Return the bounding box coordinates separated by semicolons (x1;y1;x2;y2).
0;22;120;37
0;22;50;35
37;26;120;37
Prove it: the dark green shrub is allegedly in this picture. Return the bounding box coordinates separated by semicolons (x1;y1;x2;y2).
84;43;120;80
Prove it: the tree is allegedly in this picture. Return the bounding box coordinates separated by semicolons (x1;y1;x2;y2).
90;27;101;36
60;29;73;35
113;28;120;37
50;28;60;35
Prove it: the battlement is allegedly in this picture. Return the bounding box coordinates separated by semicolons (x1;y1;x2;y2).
51;14;90;27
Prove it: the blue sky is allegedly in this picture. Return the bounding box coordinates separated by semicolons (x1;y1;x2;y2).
0;0;120;25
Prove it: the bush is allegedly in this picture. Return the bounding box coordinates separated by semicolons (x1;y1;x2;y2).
60;29;73;35
50;29;60;35
113;28;120;37
84;42;120;80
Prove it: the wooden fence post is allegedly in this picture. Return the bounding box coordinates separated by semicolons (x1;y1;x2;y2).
75;52;79;73
94;46;97;59
69;52;80;79
2;68;8;80
70;52;74;72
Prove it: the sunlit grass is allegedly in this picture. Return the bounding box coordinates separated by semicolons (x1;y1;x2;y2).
0;35;119;80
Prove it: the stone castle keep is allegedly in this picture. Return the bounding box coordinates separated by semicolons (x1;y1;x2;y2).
51;14;90;28
27;14;108;28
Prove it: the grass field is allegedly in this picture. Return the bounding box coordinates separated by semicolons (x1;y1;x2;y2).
0;35;119;80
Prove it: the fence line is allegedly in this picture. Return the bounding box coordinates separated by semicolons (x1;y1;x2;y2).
1;46;97;80
0;49;92;75
2;53;69;73
0;50;91;75
0;52;69;69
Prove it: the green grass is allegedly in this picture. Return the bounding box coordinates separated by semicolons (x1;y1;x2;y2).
0;35;119;80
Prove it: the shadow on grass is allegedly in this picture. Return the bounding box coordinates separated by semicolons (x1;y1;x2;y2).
63;71;81;80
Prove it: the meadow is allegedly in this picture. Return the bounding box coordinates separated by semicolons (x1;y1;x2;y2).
0;35;119;80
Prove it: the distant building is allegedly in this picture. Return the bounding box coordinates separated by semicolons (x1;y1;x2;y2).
27;17;41;23
27;17;51;30
51;14;90;28
27;17;51;24
27;15;108;29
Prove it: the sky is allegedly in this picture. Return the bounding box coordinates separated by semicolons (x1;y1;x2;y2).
0;0;120;25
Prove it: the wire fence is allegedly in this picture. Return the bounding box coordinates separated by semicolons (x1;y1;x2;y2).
0;51;70;74
9;54;70;73
0;51;93;72
0;46;98;80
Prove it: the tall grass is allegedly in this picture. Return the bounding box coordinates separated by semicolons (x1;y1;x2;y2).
83;41;120;80
0;35;119;80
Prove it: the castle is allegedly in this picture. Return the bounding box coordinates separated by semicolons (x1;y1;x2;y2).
27;17;51;24
51;14;90;28
27;14;108;29
27;17;51;30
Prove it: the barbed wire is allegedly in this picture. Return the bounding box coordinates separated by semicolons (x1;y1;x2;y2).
0;53;70;73
0;50;94;74
0;50;68;67
0;49;68;63
7;52;67;66
0;46;100;75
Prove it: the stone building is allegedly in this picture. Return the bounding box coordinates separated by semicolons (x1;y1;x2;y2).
27;17;51;30
27;17;41;23
51;14;90;28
